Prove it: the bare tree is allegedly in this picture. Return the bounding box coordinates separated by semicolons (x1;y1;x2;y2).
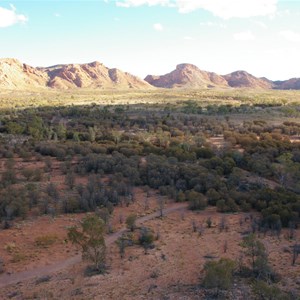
119;213;124;224
144;196;149;211
118;235;126;259
223;240;228;253
288;221;296;240
157;196;164;218
219;216;227;232
292;244;300;266
0;257;4;274
192;220;197;232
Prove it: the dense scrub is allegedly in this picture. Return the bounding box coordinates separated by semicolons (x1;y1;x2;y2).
0;101;300;230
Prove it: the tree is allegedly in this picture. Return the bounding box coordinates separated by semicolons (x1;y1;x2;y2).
68;215;106;273
157;196;164;217
118;235;126;259
292;244;300;266
65;171;75;189
0;257;4;274
241;234;272;280
252;280;291;300
203;258;236;291
187;191;207;210
126;214;137;232
138;227;154;254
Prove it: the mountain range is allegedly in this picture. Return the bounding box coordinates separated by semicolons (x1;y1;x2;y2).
0;58;299;90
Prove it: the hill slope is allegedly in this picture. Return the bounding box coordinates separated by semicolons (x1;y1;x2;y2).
0;59;152;90
145;64;228;88
0;59;48;89
145;64;300;90
1;58;300;90
223;70;273;89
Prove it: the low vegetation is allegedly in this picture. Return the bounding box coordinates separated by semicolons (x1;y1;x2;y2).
0;89;299;298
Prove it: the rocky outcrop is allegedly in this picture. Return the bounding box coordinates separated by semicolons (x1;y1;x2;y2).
0;58;48;89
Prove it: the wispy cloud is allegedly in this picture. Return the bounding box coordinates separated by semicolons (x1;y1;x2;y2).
279;30;300;43
116;0;278;19
153;23;163;31
234;31;255;41
0;4;28;28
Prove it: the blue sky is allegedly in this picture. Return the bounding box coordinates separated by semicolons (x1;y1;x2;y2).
0;0;300;80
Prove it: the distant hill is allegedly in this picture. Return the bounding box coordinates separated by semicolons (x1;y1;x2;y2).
0;58;48;89
223;70;273;89
145;64;300;90
145;64;228;89
273;78;300;90
0;59;152;90
0;58;299;90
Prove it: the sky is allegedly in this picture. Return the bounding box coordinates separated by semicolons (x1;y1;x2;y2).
0;0;300;80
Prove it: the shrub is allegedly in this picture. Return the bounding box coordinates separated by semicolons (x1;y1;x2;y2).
203;258;236;291
126;214;137;232
35;234;58;248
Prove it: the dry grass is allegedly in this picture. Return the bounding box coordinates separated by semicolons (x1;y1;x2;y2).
1;88;300;110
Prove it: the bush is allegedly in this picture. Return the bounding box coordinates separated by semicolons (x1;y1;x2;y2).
187;191;207;210
35;234;58;248
252;280;291;300
138;227;155;254
126;214;137;232
203;258;236;291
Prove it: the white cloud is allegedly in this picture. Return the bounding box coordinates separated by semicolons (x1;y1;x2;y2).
254;21;268;29
233;31;255;41
117;0;170;7
184;36;195;40
0;5;28;28
116;0;278;19
153;23;163;31
279;30;300;43
200;21;227;28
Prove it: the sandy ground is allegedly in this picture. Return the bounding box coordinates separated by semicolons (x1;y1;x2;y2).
0;204;299;299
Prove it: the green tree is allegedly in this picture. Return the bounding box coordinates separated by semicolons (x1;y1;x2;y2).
187;191;207;210
57;123;66;140
241;234;272;280
6;122;24;135
138;227;154;254
68;215;106;273
28;116;45;140
252;280;291;300
203;258;236;291
126;214;137;232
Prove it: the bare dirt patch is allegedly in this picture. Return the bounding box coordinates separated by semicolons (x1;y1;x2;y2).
1;205;299;299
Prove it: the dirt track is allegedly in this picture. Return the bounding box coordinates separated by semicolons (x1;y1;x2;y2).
0;202;188;289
